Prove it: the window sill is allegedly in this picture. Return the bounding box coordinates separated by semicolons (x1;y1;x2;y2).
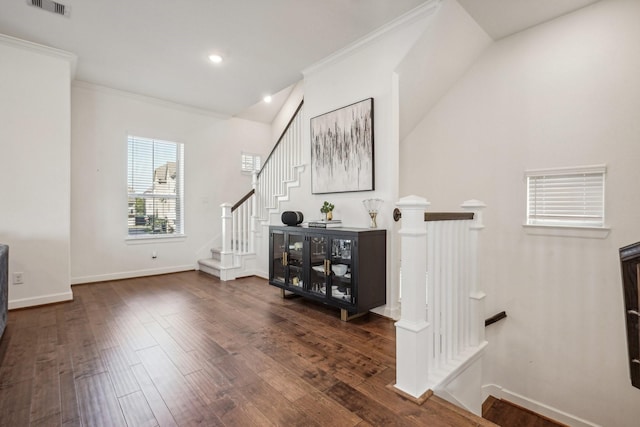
126;234;187;244
522;224;610;239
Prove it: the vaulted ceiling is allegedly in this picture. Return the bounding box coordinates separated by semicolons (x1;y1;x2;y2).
0;0;600;122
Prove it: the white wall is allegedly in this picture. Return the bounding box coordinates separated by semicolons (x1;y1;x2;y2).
401;0;640;425
0;36;74;308
396;0;492;140
271;80;304;144
71;83;271;283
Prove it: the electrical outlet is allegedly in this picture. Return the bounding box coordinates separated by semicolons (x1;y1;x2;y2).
13;272;24;285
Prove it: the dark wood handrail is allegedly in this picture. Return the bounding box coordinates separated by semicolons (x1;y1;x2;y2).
257;99;304;179
393;208;474;222
231;99;303;211
485;311;507;327
425;212;474;221
232;189;255;212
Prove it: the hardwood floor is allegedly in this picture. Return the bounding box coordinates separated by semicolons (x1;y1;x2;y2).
0;271;496;426
482;397;568;427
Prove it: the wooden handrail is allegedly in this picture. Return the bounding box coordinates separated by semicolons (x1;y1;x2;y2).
424;212;474;221
230;99;304;212
485;311;507;327
393;208;474;222
257;99;304;178
232;189;255;212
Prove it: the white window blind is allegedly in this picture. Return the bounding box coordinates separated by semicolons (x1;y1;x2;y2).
241;152;261;174
127;136;184;236
526;165;605;228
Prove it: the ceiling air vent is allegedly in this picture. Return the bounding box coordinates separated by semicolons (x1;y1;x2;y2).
27;0;70;17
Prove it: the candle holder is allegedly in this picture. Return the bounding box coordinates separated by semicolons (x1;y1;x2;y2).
362;198;383;228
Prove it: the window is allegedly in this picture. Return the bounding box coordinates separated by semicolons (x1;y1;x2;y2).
241;152;261;174
526;165;606;228
127;136;184;237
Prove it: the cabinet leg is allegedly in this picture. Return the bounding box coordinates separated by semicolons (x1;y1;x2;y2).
280;288;286;299
340;309;367;322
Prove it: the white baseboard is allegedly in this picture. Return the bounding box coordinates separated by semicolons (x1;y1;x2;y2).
71;265;196;285
482;384;601;427
254;269;268;280
9;290;73;310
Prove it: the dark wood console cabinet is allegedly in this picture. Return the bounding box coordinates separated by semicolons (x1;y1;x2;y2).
0;245;7;340
620;242;640;389
269;226;386;321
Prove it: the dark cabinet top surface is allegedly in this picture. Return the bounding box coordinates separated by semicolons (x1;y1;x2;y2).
269;225;386;235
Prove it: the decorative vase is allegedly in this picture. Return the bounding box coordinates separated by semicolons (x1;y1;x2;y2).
362;198;383;228
326;211;333;221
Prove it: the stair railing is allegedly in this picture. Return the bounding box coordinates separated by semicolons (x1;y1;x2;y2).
219;100;305;270
394;195;486;400
255;100;304;218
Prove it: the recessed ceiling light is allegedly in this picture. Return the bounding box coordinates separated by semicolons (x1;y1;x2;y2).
209;54;223;64
263;95;272;103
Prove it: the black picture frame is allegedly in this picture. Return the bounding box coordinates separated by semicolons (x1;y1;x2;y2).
310;98;374;194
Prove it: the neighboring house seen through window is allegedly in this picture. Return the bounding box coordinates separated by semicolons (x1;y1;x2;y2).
526;165;606;228
128;136;184;237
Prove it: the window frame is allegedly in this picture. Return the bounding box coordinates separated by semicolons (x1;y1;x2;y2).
241;152;262;175
524;164;608;236
127;135;185;240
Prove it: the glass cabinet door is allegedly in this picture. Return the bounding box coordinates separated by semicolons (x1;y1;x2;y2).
329;238;354;305
271;232;286;284
308;236;328;297
287;234;304;289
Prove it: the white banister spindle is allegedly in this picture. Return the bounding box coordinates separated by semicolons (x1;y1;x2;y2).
395;195;431;400
461;200;486;347
285;134;291;182
241;202;245;252
249;196;255;253
232;209;238;251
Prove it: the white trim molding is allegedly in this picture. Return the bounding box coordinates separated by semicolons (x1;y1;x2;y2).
303;0;442;76
482;384;601;427
9;290;73;310
0;33;77;79
71;265;195;285
72;80;230;119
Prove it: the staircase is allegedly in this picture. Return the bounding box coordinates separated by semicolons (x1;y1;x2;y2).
198;100;305;280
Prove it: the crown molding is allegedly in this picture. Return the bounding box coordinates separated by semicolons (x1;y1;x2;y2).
302;0;442;76
72;80;231;119
0;33;77;79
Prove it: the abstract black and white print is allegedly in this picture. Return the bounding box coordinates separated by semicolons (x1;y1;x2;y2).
310;98;374;194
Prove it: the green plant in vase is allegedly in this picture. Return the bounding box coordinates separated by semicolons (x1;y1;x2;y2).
320;201;334;221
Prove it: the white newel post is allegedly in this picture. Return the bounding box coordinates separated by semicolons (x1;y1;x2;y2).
250;171;259;252
395;195;431;399
220;203;234;269
461;199;486;346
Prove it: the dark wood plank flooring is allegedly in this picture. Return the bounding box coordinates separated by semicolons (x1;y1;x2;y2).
483;396;568;427
0;271;496;426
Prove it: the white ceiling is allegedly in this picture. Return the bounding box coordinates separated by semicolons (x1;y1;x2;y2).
457;0;600;40
0;0;601;122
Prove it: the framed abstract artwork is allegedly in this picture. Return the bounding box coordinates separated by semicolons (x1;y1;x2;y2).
310;98;374;194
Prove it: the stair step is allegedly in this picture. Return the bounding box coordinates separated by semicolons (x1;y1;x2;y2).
429;396;497;426
198;258;221;278
482;397;567;427
210;247;222;261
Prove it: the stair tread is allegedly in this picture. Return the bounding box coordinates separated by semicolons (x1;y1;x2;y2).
198;258;222;268
430;396;498;426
